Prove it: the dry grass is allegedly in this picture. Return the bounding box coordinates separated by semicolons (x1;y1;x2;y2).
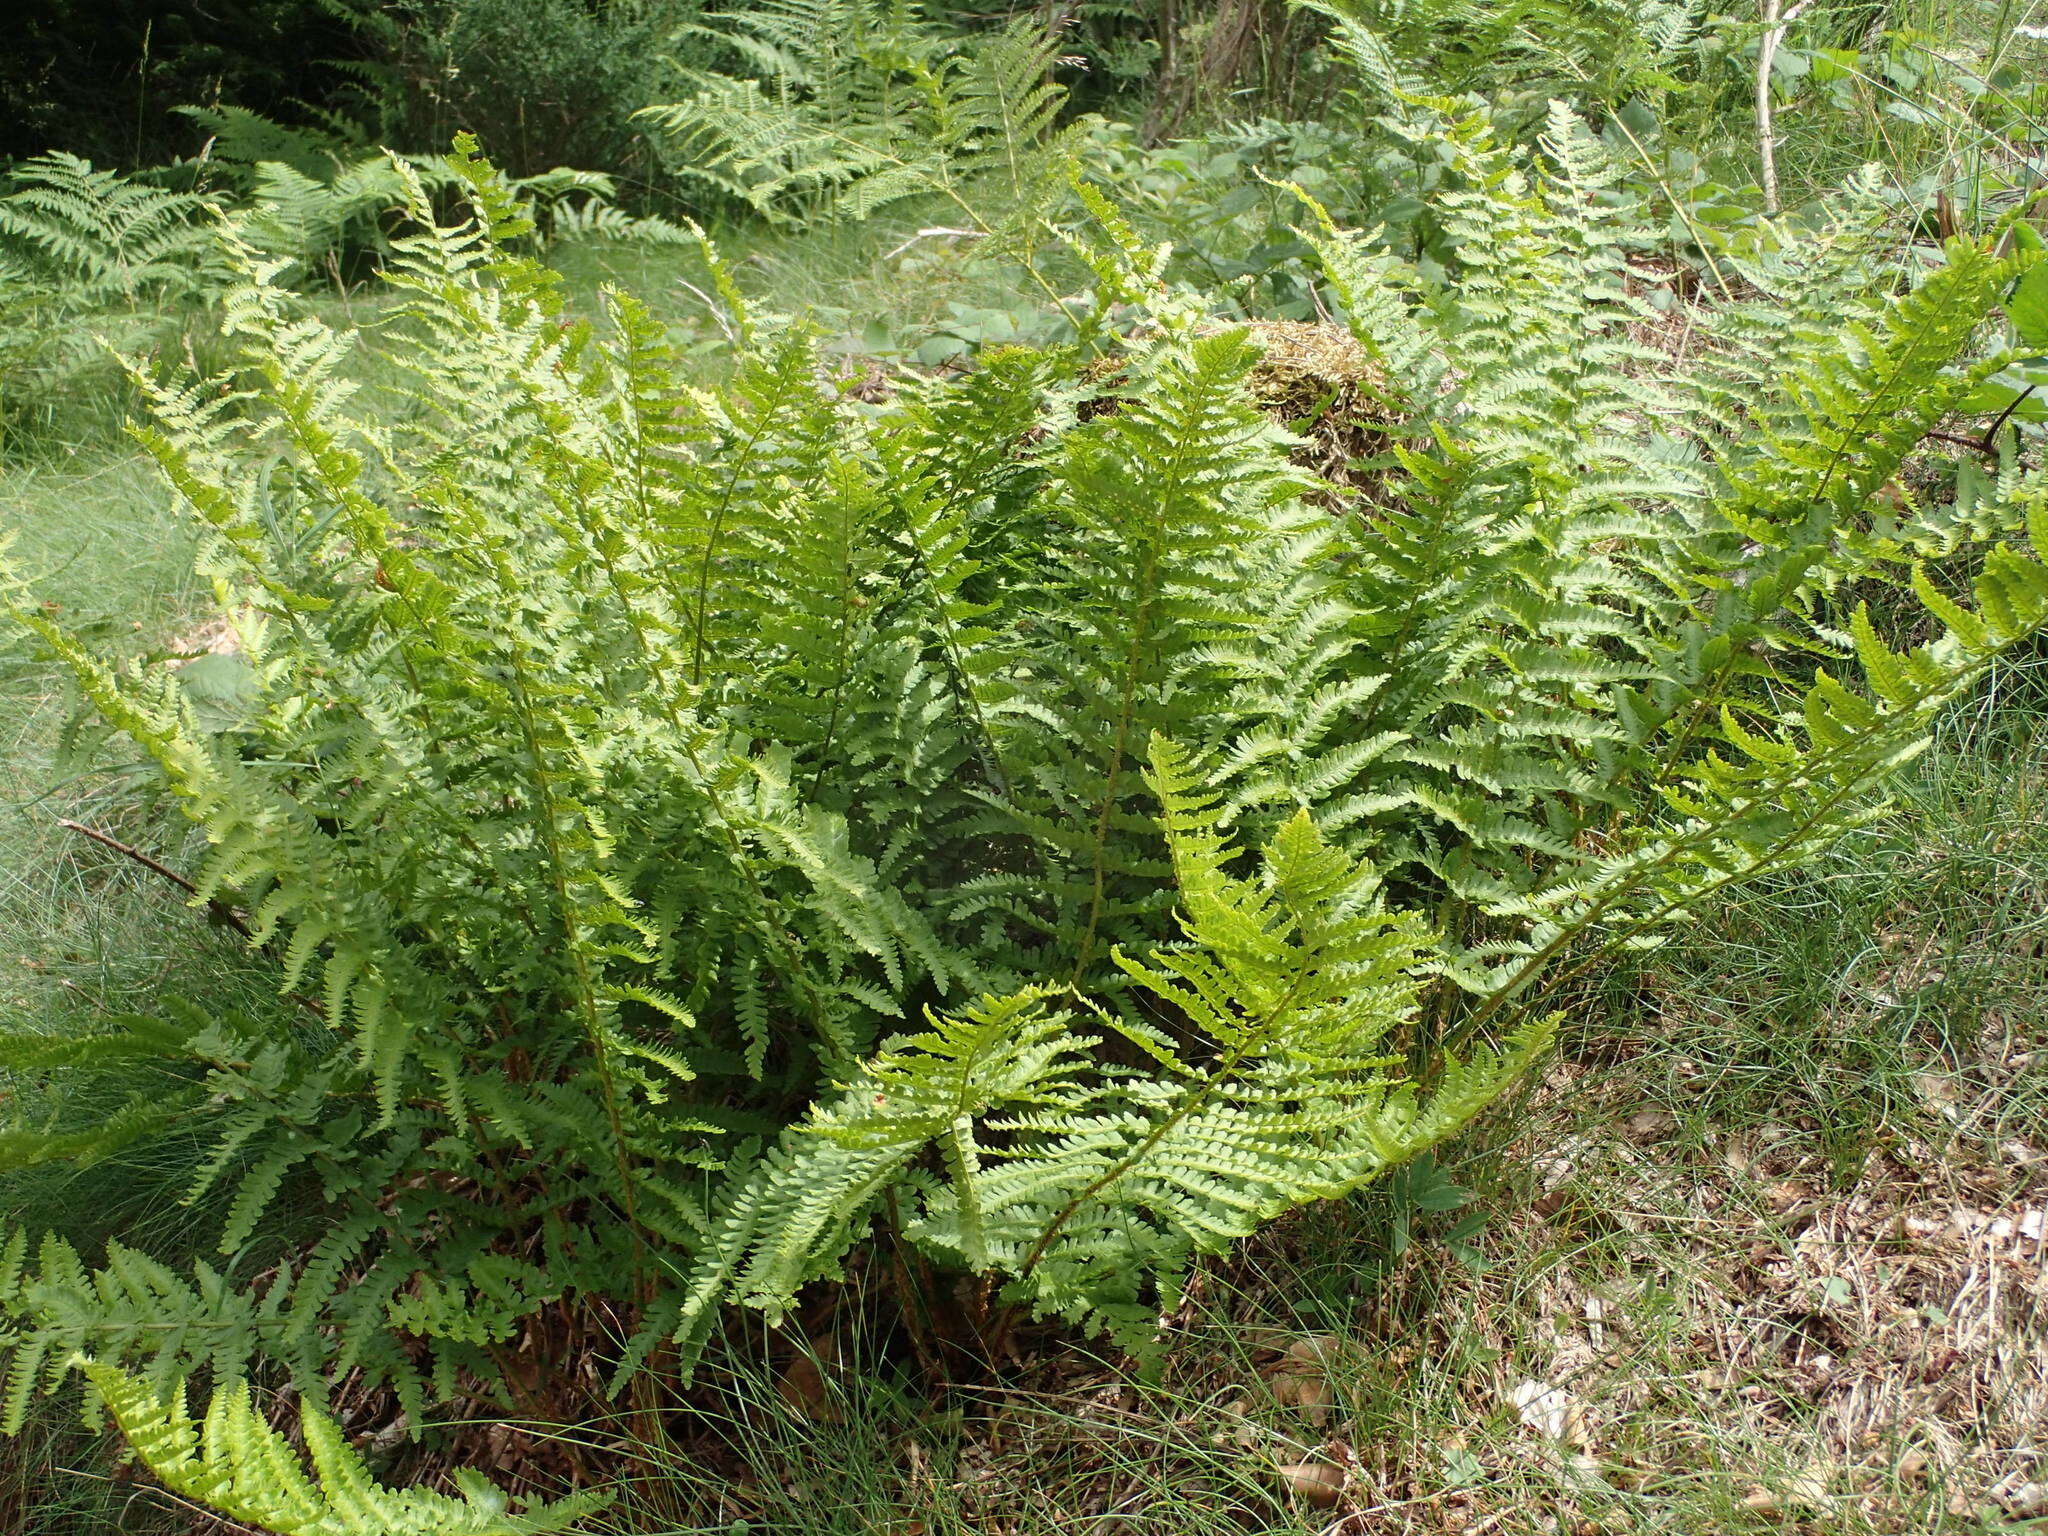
821;1039;2046;1536
1308;1062;2048;1534
1235;319;1405;494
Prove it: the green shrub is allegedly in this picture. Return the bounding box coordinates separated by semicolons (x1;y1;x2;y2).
337;0;710;187
0;0;355;168
4;110;2048;1487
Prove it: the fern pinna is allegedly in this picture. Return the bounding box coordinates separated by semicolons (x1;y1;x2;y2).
5;118;2048;1484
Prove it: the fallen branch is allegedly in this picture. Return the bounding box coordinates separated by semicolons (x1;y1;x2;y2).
1925;385;2039;455
57;818;254;939
1756;0;1813;216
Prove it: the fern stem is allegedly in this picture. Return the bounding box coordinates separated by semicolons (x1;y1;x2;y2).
1446;646;2016;1055
689;389;794;687
805;501;860;800
1068;360;1227;982
1806;259;1987;509
557;406;842;1060
1069;578;1159;984
55;818;252;938
895;479;1020;802
500;643;650;1298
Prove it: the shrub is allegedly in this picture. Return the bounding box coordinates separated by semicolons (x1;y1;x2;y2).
4;113;2047;1486
336;0;710;187
0;0;354;167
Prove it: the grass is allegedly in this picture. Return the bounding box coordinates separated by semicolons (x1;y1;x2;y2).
0;446;217;1109
0;448;213;1534
1618;686;2048;1165
548;208;1076;371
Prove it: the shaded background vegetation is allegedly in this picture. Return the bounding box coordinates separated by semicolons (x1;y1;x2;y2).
0;0;1328;183
0;0;359;167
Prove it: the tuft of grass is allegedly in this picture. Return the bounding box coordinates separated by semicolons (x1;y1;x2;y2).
0;451;222;1534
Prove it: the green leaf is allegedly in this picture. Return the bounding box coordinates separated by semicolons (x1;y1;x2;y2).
2010;262;2048;348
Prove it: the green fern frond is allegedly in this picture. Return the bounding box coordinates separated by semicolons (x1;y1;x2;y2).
0;153;216;304
79;1360;605;1536
638;12;1071;227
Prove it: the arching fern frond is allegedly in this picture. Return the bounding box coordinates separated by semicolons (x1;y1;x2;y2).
668;736;1550;1358
0;153;216;304
79;1360;605;1536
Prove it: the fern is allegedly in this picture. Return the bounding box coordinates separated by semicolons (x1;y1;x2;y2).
79;1360;604;1535
4;122;2046;1459
1302;0;1701;104
990;321;1318;979
639;14;1078;232
0;133;667;450
682;736;1550;1354
1275;100;2048;987
0;153;227;436
0;1234;286;1433
0;153;216;305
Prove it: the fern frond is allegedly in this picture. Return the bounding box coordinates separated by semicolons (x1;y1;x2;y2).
79;1361;605;1536
0;153;216;304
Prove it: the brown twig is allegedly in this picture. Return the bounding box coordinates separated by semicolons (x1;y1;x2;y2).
1926;384;2039;456
56;818;254;938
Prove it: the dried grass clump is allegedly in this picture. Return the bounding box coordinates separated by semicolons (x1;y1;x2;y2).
1234;319;1408;492
963;320;1412;498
